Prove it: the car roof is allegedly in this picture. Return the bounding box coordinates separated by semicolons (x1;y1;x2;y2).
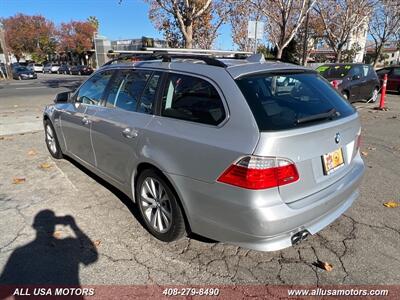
100;57;311;80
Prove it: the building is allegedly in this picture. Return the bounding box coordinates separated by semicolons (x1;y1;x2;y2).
365;41;400;67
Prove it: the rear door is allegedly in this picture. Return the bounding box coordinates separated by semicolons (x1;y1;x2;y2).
236;72;360;204
360;65;375;99
90;69;161;183
347;66;363;100
60;70;114;165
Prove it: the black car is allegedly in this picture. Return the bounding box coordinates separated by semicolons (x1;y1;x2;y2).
12;66;37;80
317;63;380;103
69;65;93;75
58;64;71;74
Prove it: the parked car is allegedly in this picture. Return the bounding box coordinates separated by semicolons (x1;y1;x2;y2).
43;53;364;251
316;63;380;103
69;65;93;75
33;64;44;73
58;64;71;74
43;63;60;73
12;66;37;80
376;65;400;94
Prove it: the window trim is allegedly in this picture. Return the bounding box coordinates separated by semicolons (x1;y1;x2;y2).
155;70;229;127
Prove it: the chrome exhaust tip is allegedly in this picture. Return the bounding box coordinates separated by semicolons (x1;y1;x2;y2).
291;230;310;245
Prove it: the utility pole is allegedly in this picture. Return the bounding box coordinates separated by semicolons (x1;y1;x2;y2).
0;25;12;79
302;0;311;66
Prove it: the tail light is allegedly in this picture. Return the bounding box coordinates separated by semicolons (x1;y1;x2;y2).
217;156;299;190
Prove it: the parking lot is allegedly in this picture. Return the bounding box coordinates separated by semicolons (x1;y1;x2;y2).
0;74;400;285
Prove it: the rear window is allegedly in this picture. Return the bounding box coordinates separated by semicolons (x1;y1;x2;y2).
317;65;352;78
235;72;355;131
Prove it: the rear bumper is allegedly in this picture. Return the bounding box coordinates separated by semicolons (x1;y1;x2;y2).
168;154;364;251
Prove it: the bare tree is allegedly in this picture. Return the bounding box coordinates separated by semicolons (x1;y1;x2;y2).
147;0;213;48
315;0;374;63
247;0;316;59
369;0;400;67
229;0;261;51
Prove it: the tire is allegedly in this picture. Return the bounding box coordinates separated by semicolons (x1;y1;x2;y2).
44;119;63;159
136;169;186;242
370;87;379;103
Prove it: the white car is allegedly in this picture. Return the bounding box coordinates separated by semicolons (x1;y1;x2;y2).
33;64;43;73
43;63;60;73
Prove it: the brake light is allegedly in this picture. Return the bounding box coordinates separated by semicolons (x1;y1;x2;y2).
217;156;299;190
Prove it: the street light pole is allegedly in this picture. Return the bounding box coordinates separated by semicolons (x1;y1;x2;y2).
302;0;310;66
0;25;12;79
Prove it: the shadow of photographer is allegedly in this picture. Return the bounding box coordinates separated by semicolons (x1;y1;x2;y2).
0;210;98;299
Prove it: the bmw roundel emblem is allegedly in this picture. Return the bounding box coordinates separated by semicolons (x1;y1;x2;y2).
335;133;341;144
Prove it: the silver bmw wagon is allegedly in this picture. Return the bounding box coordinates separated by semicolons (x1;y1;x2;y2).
43;52;364;251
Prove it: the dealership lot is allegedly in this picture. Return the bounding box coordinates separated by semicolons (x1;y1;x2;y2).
0;76;400;285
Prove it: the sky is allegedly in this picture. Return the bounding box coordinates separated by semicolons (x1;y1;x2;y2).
0;0;235;49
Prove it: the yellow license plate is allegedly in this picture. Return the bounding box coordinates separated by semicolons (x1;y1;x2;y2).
322;148;344;175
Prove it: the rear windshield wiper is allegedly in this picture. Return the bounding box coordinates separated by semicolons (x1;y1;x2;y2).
296;108;338;125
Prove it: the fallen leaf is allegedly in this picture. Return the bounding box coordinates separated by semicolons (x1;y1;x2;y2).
361;151;368;156
36;116;40;119
53;231;62;239
39;162;52;169
12;177;26;184
0;137;4;140
13;105;18;108
383;201;400;208
27;149;37;156
314;260;333;272
367;147;376;151
94;240;101;247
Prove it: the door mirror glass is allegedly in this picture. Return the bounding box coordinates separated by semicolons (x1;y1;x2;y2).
54;91;70;103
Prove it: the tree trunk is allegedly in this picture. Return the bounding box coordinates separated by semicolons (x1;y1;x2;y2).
373;45;383;67
335;50;342;63
276;47;283;59
185;24;193;48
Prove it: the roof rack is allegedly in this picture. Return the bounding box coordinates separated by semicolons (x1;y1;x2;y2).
103;48;287;68
103;48;253;68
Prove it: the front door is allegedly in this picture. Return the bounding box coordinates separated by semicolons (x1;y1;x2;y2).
60;70;114;166
90;69;162;184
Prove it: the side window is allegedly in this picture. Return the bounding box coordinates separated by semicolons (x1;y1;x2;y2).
393;68;400;76
137;72;161;114
161;73;225;125
106;69;151;112
77;70;113;105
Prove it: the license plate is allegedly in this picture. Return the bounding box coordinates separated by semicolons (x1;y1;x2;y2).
322;148;344;175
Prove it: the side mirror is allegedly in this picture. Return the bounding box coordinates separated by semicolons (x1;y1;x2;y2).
54;91;70;103
352;75;360;80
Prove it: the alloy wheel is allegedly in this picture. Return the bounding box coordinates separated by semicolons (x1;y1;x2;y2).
140;177;172;233
45;125;57;154
371;88;379;102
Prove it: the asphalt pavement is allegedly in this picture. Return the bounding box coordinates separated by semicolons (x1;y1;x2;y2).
0;76;399;285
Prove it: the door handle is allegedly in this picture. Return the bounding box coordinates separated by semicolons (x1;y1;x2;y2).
122;127;138;139
82;116;91;125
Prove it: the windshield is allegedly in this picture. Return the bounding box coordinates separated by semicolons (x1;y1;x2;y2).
235;72;355;131
316;65;353;78
16;67;29;72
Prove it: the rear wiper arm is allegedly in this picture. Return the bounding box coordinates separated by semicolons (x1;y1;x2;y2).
296;108;338;124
